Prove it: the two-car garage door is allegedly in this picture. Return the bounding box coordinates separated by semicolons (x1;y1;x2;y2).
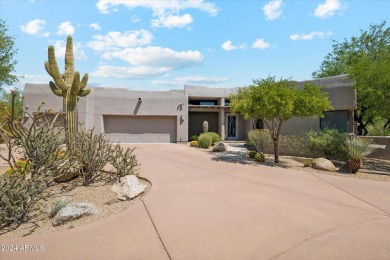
104;115;177;143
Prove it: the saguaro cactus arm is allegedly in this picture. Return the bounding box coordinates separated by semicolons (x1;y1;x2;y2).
78;88;91;97
49;81;63;97
71;72;80;95
80;74;88;90
46;46;68;91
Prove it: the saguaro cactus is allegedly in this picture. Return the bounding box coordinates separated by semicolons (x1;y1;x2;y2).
44;36;91;149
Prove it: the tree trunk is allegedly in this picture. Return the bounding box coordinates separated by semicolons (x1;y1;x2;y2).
273;141;279;163
340;159;362;173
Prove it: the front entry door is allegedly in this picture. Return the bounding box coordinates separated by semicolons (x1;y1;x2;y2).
226;114;238;139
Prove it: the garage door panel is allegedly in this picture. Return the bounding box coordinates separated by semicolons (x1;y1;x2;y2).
104;115;177;143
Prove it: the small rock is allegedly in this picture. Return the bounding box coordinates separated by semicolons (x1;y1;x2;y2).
53;202;98;226
111;175;146;201
212;142;227;152
312;158;336;172
54;161;80;182
104;198;118;205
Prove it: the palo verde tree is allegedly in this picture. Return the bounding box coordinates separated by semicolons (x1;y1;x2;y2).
313;20;390;135
44;36;91;150
230;76;332;163
0;19;18;87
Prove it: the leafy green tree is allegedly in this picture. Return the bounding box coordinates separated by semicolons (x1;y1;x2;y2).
313;21;390;135
230;76;332;163
0;19;18;87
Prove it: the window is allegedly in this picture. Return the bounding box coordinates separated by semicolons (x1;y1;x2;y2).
320;111;349;132
188;100;217;106
224;99;230;106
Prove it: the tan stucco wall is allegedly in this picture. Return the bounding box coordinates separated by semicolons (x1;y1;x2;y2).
23;84;188;143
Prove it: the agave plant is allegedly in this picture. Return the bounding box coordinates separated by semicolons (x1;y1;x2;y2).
340;136;376;173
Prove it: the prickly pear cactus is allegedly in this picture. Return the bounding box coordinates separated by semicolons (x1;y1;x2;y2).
44;36;91;150
203;121;209;133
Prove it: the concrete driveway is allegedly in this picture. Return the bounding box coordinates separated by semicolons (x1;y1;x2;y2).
1;144;390;259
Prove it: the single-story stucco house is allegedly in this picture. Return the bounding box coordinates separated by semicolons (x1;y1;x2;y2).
23;74;356;143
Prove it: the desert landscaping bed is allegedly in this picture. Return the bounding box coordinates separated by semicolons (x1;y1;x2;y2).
200;143;390;182
0;176;151;240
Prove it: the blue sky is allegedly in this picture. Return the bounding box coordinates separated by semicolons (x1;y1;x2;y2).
1;0;390;91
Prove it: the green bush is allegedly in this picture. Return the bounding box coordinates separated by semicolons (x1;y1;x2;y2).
190;135;199;141
204;132;221;145
254;152;265;162
306;129;348;161
248;150;257;158
248;129;272;153
198;134;212;148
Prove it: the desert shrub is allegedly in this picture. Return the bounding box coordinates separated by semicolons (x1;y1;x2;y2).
110;145;138;180
248;150;257;158
254;152;265;162
204;132;221;145
343;136;376;160
0;172;48;231
190;135;199;141
306;129;348;161
366;119;390;136
190;140;198;147
279;134;309;156
4;159;32;175
198;133;212;148
74;130;112;186
248;129;272;153
47;198;68;218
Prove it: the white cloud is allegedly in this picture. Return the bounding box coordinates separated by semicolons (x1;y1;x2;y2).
221;40;245;51
263;0;283;20
88;30;153;51
252;39;271;49
90;22;101;31
290;31;333;41
92;46;204;79
152;76;229;87
56;21;75;35
103;46;203;68
53;40;88;60
314;0;344;18
96;0;219;16
91;66;168;78
96;0;218;28
43;32;50;37
151;13;193;28
20;19;46;35
222;41;237;51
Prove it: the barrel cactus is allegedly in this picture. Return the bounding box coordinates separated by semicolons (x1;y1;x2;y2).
44;36;91;150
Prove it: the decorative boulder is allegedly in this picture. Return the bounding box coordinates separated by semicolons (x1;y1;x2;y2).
54;161;80;182
312;158;336;172
53;202;98;226
212;142;227;152
111;175;146;201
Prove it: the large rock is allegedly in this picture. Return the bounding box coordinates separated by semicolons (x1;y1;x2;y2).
53;202;98;226
212;142;228;152
312;158;336;172
111;175;146;201
54;161;80;182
